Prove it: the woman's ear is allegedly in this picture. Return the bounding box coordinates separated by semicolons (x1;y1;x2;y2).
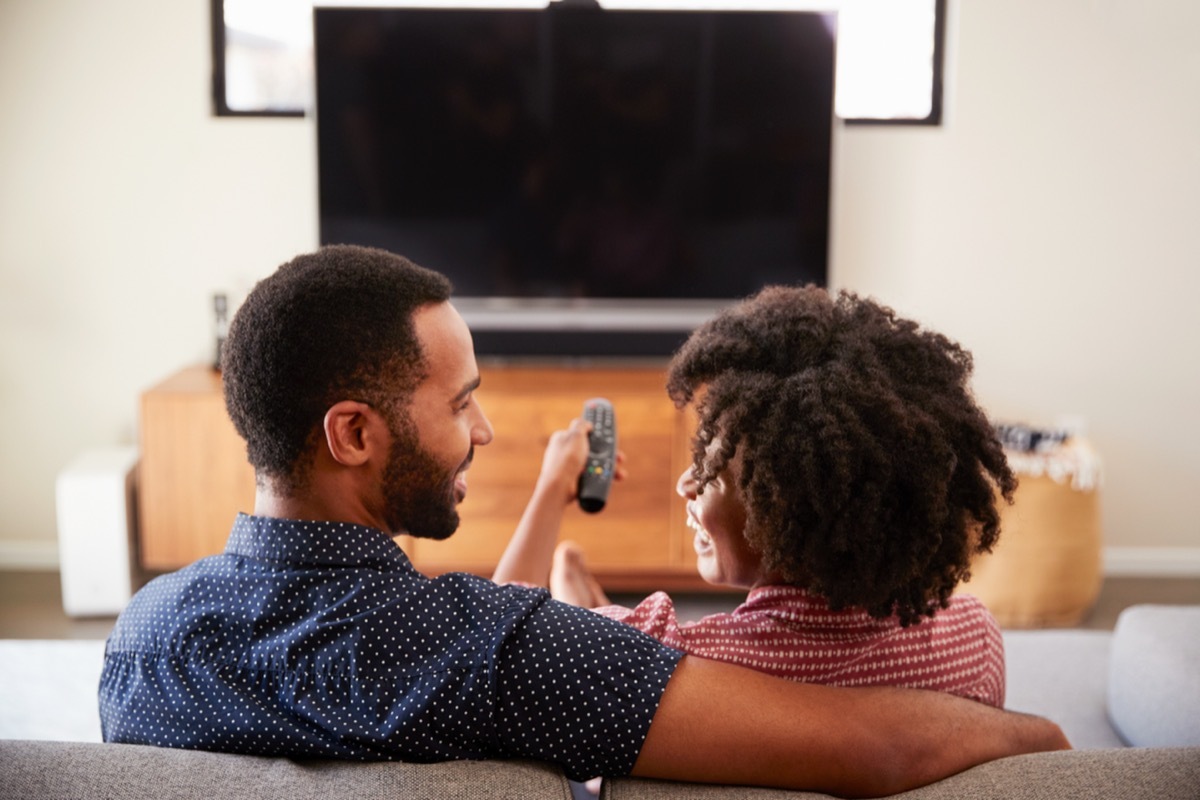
323;401;384;467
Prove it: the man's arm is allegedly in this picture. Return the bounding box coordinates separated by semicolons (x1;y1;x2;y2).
634;656;1070;798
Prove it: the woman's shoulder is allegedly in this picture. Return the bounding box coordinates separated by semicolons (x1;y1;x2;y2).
944;591;1001;622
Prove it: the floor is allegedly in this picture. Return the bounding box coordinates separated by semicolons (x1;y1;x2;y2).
1;570;1198;640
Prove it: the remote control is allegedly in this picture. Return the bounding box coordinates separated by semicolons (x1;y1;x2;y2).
578;398;616;513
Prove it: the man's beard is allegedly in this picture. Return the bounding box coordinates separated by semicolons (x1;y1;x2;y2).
380;416;470;540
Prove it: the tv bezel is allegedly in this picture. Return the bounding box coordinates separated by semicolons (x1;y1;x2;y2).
313;2;839;357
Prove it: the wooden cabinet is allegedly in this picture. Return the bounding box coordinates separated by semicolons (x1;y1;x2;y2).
137;364;708;590
137;366;256;570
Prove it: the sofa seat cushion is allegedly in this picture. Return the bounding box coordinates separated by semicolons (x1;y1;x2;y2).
1001;628;1124;748
1108;604;1200;747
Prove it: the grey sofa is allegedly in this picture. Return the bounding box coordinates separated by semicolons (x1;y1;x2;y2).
2;739;1198;800
2;605;1198;799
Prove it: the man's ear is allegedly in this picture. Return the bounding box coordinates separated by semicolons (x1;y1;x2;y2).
323;401;385;467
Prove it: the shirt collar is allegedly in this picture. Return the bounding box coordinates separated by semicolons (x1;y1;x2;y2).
742;585;832;613
225;512;414;569
740;585;896;630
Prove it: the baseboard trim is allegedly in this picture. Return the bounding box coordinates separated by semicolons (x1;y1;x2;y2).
0;540;60;571
1103;547;1200;577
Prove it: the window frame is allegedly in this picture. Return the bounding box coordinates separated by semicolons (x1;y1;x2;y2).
209;0;304;118
842;0;945;126
209;0;946;125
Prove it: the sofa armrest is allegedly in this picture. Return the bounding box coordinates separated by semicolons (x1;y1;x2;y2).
1108;604;1200;747
0;740;575;800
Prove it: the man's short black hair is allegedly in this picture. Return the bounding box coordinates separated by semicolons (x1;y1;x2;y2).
667;285;1016;626
221;245;453;493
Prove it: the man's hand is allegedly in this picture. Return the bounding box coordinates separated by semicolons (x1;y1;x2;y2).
634;656;1071;798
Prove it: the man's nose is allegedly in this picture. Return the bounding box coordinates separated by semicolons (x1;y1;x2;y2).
473;405;495;446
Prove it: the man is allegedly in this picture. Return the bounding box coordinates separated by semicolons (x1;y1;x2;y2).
100;245;1067;796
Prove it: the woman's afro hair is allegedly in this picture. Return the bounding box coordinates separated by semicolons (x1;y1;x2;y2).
667;285;1016;625
221;245;452;493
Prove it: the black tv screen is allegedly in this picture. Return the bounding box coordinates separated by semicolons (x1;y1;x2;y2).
315;4;836;356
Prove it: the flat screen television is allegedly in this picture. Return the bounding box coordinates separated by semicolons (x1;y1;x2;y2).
314;4;836;357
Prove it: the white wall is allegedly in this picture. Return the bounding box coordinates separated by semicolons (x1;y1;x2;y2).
0;0;317;565
1;0;1197;570
830;0;1200;568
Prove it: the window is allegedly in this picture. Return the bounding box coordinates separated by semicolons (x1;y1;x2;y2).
212;0;944;124
835;0;945;123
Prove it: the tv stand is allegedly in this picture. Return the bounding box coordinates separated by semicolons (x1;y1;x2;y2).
137;363;710;591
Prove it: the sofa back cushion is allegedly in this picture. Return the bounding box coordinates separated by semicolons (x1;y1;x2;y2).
0;740;574;800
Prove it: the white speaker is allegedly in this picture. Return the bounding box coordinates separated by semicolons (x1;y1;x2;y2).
55;447;139;617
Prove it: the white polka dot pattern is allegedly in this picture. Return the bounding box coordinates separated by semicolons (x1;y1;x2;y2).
593;586;1006;708
98;514;681;780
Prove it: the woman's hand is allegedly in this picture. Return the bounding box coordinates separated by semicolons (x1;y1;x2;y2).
493;415;625;586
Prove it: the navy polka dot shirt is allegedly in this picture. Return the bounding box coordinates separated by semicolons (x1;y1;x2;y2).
99;514;682;780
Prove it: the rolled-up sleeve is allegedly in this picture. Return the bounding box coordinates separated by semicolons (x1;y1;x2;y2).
490;594;683;780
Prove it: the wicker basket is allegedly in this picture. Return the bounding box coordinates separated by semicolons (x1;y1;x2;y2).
957;439;1104;628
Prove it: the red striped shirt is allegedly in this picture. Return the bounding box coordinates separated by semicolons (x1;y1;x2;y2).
592;587;1005;707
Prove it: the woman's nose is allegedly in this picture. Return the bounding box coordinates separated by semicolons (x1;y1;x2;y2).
676;466;697;498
